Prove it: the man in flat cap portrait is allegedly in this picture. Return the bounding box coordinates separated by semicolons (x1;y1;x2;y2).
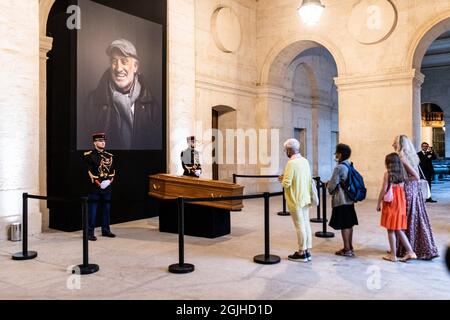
82;38;161;150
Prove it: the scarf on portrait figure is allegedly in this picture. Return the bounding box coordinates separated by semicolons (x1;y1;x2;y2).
109;76;142;149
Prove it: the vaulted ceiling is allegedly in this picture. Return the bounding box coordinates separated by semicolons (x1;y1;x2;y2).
421;30;450;69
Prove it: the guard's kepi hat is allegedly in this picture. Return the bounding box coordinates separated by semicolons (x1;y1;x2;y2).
106;39;139;60
92;132;107;141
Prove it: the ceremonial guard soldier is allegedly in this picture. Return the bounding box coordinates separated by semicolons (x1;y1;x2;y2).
84;133;116;241
181;136;202;177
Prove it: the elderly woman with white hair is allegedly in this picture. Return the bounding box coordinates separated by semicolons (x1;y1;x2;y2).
392;135;439;260
278;138;313;262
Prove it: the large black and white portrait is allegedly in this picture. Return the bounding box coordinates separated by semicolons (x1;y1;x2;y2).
77;0;163;150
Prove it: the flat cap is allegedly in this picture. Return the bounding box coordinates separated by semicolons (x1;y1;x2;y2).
106;39;139;60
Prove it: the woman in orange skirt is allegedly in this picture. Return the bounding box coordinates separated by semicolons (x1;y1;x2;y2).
376;153;417;262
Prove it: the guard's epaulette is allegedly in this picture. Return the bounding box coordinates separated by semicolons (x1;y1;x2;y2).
103;151;113;157
84;151;93;156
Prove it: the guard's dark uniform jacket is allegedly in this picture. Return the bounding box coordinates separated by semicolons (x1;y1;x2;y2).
181;147;202;177
84;149;116;193
418;150;437;181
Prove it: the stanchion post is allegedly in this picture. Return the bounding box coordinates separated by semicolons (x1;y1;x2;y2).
311;177;324;223
277;188;290;216
315;184;334;238
73;196;99;275
12;193;38;260
254;193;280;264
232;174;243;211
446;246;450;272
169;197;194;273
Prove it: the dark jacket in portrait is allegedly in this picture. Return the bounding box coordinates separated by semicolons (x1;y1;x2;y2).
417;150;437;180
84;149;116;194
83;71;162;150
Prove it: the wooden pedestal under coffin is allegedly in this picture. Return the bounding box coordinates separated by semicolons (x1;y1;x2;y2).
149;174;244;238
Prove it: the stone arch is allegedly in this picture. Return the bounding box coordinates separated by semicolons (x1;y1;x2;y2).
261;42;340;179
39;0;55;36
284;58;318;98
290;62;319;103
420;103;446;158
407;9;450;70
212;105;236;115
407;10;450;155
421;102;444;112
259;34;346;86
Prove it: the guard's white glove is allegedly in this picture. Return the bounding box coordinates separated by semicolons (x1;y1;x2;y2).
100;180;111;189
195;170;201;177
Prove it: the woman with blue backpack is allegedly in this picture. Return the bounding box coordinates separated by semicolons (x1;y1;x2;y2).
326;143;360;257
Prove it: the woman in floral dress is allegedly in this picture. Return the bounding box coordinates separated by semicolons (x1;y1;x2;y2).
392;135;439;260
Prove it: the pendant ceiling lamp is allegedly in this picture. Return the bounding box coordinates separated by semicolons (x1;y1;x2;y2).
297;0;325;26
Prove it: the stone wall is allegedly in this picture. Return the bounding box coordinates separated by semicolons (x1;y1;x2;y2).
0;0;40;240
193;0;262;192
168;0;197;175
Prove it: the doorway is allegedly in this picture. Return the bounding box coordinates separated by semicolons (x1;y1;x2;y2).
294;128;307;157
211;106;236;181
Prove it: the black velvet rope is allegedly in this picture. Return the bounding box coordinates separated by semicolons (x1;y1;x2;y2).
25;191;285;204
233;174;279;178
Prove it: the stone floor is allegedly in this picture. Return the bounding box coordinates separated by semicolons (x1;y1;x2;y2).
0;181;449;300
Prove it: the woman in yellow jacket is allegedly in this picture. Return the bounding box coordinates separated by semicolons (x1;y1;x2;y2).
279;138;313;262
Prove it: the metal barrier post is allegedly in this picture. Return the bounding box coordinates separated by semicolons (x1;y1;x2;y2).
310;177;325;223
446;246;450;272
12;193;38;260
277;189;290;216
73;197;99;275
232;174;242;211
254;193;281;264
169;197;194;273
315;184;334;238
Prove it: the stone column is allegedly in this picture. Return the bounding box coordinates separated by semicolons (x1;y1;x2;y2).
167;0;196;175
411;71;425;149
39;36;53;230
0;0;40;239
335;69;424;199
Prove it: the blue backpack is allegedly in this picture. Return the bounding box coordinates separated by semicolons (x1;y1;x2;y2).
340;162;366;202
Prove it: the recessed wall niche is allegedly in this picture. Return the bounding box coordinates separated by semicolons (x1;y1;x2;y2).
347;0;397;45
211;6;242;53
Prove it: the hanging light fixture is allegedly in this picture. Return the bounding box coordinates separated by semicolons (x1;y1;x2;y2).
297;0;325;26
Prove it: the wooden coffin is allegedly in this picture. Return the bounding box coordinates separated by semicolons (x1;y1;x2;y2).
149;174;244;211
